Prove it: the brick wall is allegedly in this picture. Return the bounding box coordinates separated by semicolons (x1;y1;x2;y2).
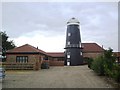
49;60;64;66
6;54;40;63
6;54;45;70
83;52;103;59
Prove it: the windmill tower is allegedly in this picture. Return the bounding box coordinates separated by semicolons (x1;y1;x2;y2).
64;17;83;66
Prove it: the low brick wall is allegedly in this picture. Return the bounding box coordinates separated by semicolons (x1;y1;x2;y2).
49;60;64;66
2;62;37;70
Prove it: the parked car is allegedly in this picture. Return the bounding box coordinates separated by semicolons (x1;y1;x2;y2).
0;67;5;82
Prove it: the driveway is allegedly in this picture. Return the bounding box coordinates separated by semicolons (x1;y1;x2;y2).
2;65;114;88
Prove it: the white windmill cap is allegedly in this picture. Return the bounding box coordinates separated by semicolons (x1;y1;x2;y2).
67;17;80;25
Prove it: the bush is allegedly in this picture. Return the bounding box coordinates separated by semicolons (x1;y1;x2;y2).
85;58;93;69
103;49;116;76
91;48;120;83
111;64;120;82
91;55;105;75
41;62;49;69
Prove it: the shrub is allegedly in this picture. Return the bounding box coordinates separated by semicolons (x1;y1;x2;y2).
111;64;120;83
41;62;49;69
85;58;93;69
91;55;105;75
103;48;116;76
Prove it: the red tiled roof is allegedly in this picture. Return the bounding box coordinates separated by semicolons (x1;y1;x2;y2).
6;44;47;55
47;52;64;57
81;43;104;52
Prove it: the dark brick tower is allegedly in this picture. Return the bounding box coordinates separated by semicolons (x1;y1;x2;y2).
64;17;83;66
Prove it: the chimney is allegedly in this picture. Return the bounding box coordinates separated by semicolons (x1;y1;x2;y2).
102;45;103;49
37;46;38;49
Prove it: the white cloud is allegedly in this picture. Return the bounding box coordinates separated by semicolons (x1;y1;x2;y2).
11;31;66;52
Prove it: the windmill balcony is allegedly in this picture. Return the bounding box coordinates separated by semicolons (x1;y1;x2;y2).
66;44;82;48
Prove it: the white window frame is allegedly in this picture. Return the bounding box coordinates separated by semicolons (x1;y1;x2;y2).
80;52;82;55
79;42;81;47
67;62;70;66
68;33;71;36
67;41;70;45
67;55;70;58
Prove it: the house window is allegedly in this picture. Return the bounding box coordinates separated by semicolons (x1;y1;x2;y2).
68;33;71;36
67;41;70;45
16;56;28;63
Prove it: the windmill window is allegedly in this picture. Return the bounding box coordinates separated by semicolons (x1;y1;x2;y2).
67;41;70;45
68;33;71;36
67;55;70;58
80;52;82;55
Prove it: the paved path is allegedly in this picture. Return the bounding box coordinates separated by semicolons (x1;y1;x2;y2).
3;65;114;88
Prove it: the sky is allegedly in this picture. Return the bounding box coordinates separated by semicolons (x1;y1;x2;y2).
2;1;118;52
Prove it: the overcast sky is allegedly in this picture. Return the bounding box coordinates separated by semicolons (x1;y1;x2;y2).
2;1;118;52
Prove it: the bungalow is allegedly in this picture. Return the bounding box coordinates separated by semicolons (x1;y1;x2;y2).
5;44;47;70
4;43;104;70
82;43;104;59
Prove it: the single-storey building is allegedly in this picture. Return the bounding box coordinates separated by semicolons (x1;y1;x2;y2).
82;43;104;59
4;43;104;70
5;44;47;70
47;52;64;66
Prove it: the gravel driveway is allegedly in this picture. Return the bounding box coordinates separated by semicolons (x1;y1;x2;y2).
2;65;114;88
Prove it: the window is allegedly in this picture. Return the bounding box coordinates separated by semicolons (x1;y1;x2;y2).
67;55;70;58
80;52;82;55
79;42;81;47
67;52;70;55
67;61;70;66
68;33;71;36
67;41;70;45
16;56;28;63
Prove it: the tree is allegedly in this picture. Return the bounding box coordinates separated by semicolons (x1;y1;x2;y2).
0;31;16;57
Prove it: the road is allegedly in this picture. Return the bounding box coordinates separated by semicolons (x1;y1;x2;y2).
2;65;114;88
